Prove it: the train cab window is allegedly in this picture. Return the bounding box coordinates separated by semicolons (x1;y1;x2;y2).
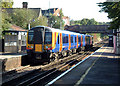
28;27;44;44
63;35;68;43
34;29;44;44
71;36;73;43
28;30;34;44
44;29;52;44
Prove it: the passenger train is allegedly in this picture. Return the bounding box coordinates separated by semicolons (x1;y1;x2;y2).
26;26;93;63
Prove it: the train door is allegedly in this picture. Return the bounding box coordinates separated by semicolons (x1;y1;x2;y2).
73;35;76;48
90;36;93;45
68;34;71;50
52;32;59;52
82;35;86;47
73;35;77;48
81;35;83;47
70;35;74;49
55;33;60;52
78;35;81;47
59;33;62;52
82;35;86;46
62;33;69;51
88;36;90;45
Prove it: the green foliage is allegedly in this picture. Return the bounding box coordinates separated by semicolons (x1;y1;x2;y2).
2;0;13;8
10;9;48;29
2;11;12;31
70;19;75;25
59;9;64;19
30;16;48;28
98;22;109;25
11;9;37;29
98;2;120;29
49;15;64;29
70;18;109;25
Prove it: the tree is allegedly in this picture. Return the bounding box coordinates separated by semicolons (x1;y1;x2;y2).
1;0;13;38
80;18;89;25
2;10;12;31
2;0;13;8
88;18;98;25
49;14;64;29
70;19;75;25
30;16;48;28
72;18;99;25
59;9;64;19
98;2;120;29
10;8;48;29
11;9;37;29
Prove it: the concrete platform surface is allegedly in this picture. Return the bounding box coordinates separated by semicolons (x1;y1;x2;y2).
0;53;27;72
53;46;120;85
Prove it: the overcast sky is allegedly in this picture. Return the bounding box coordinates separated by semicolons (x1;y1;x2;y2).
13;0;110;22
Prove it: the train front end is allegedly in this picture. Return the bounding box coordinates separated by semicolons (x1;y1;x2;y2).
26;26;52;63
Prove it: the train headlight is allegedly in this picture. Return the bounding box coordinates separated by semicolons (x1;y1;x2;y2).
46;46;48;48
31;46;33;48
48;46;52;50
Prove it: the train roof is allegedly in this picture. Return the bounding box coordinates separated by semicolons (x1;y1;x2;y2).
31;26;86;36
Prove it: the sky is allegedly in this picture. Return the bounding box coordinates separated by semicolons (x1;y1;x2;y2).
12;0;110;22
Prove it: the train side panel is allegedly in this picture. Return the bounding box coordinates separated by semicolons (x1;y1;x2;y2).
52;32;59;53
82;35;86;47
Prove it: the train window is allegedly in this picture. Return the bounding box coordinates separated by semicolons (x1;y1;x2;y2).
75;36;76;43
71;36;73;43
78;36;81;42
34;29;43;44
28;27;44;44
58;35;59;44
28;30;34;44
86;36;89;44
44;32;52;44
63;35;68;43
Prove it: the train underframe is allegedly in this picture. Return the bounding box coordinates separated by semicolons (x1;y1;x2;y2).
27;45;93;64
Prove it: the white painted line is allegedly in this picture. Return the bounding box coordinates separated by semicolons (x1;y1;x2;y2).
45;46;104;86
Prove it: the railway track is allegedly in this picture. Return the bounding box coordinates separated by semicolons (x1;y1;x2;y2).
2;39;108;86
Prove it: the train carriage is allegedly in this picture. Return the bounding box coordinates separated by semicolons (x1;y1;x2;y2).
26;26;93;64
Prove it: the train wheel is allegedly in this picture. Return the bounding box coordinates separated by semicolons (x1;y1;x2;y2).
77;47;81;53
49;53;59;62
72;49;77;54
67;50;72;56
62;51;67;57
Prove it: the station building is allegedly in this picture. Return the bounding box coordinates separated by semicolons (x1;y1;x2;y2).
2;25;27;53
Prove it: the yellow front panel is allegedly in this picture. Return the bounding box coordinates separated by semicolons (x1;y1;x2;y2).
35;44;42;52
26;31;34;50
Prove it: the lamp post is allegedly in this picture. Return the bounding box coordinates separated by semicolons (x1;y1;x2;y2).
28;19;35;30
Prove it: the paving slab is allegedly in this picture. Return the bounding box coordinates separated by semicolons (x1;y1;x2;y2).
53;46;120;85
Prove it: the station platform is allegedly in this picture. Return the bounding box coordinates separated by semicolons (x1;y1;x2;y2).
51;46;120;85
0;53;27;72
